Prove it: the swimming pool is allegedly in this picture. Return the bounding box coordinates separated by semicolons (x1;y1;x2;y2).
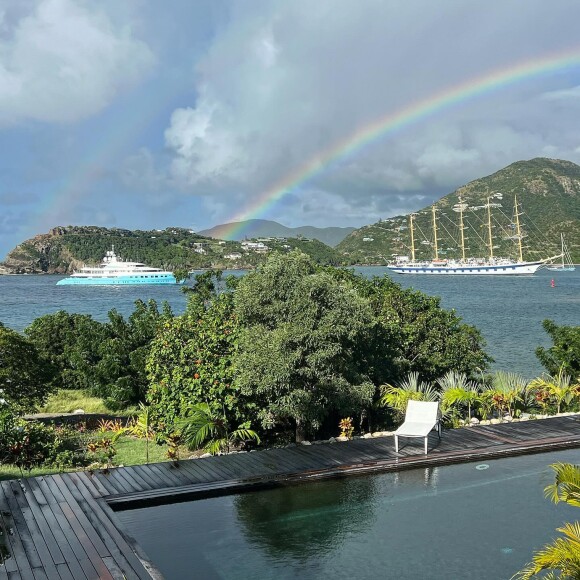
116;449;580;579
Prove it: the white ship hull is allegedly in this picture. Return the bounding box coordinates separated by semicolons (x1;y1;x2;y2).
56;246;177;285
387;261;544;275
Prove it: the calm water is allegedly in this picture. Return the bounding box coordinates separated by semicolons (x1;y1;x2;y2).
117;449;580;580
0;268;578;377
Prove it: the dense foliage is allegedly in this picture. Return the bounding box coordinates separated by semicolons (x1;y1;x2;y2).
536;319;580;379
146;285;243;432
145;252;492;442
94;300;173;409
0;323;55;412
235;252;376;440
25;300;173;410
25;311;106;390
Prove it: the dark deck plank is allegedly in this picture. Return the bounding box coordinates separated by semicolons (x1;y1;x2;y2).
3;481;61;580
4;415;580;579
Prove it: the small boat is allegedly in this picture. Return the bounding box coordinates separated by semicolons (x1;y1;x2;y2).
56;246;177;285
546;234;575;272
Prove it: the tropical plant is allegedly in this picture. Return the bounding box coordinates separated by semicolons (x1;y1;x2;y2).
485;371;528;418
438;370;480;420
380;372;439;420
112;403;155;463
529;368;577;414
85;437;117;469
514;463;580;579
177;402;260;455
339;417;354;439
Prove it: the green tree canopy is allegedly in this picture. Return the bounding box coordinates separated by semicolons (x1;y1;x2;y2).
25;311;105;390
234;252;376;441
328;270;492;383
146;279;243;431
536;320;580;379
0;323;56;413
94;299;174;409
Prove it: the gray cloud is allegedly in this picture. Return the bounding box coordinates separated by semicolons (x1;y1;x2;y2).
160;0;580;227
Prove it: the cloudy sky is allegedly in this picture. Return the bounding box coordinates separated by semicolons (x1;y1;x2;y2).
2;0;580;258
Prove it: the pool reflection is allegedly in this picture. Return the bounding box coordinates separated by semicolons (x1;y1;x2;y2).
235;476;378;559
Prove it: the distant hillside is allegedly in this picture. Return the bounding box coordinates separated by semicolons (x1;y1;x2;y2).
337;158;580;264
199;219;355;247
1;226;345;274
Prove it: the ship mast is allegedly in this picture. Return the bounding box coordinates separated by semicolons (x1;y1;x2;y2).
458;199;466;261
409;214;416;262
513;194;523;262
432;205;439;260
487;197;494;260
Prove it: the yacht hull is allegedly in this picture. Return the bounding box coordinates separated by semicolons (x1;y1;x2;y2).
387;261;544;275
57;275;176;285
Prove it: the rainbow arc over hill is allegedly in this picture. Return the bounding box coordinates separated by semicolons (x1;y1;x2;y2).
221;48;580;239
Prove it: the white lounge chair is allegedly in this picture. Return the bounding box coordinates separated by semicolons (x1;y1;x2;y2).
394;400;442;455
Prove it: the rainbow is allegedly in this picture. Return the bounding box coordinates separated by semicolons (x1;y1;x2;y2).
220;48;580;239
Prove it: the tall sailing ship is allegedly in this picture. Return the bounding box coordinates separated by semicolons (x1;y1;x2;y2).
387;195;561;275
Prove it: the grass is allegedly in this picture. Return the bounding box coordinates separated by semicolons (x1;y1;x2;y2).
38;389;111;414
0;434;190;482
37;389;137;415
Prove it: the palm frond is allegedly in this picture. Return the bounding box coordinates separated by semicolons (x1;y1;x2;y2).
544;463;580;507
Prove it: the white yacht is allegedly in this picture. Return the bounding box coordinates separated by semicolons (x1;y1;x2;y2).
56;246;177;285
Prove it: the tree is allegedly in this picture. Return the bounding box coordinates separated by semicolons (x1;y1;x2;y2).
536;320;580;379
326;270;492;384
515;463;580;579
0;323;55;413
234;252;376;441
146;277;244;432
94;299;173;409
24;311;105;390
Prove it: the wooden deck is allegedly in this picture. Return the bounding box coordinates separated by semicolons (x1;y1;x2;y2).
1;415;580;579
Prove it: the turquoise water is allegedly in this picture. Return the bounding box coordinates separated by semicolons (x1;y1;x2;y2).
0;268;578;377
117;449;580;580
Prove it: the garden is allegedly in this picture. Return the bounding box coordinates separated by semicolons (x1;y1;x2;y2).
1;251;579;481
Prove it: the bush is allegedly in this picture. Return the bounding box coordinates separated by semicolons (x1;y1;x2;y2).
0;416;85;474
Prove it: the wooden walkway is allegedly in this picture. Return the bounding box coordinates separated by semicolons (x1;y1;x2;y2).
1;415;580;579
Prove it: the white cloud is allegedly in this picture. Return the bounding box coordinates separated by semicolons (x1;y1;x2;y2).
0;0;154;125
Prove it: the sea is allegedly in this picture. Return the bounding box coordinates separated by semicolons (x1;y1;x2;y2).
0;267;578;379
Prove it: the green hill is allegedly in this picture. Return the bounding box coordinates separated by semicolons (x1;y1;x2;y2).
199;219;354;247
1;226;345;274
337;158;580;264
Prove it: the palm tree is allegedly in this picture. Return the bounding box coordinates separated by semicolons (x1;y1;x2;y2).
514;463;580;579
529;368;576;414
380;372;439;419
178;403;260;455
438;370;480;421
485;371;527;419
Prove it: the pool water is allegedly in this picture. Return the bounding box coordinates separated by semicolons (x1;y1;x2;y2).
116;449;580;579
